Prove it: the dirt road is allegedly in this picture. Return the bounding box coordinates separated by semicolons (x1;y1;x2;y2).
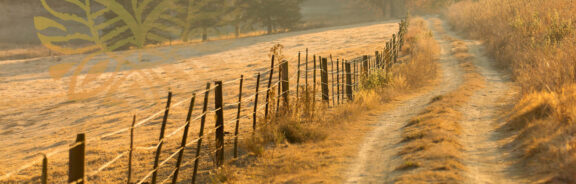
346;18;525;183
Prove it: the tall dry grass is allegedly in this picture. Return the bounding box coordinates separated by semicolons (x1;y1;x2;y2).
447;0;576;182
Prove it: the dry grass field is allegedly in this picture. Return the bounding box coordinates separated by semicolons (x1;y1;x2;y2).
0;20;400;183
448;0;576;182
3;0;576;183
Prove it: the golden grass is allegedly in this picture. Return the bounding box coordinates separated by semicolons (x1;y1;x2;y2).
447;0;576;182
218;17;440;183
394;19;486;183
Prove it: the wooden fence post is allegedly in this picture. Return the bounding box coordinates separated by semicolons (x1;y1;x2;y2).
276;60;282;114
341;60;345;102
42;154;47;184
151;91;172;184
264;55;275;120
345;62;353;100
305;49;308;94
127;115;135;184
234;76;244;158
69;133;85;184
296;52;301;99
253;73;261;131
321;58;329;103
330;56;335;106
354;60;358;90
362;55;368;76
192;83;211;184
214;81;225;167
172;94;196;183
313;55;317;102
393;34;398;63
375;51;380;68
336;59;340;105
280;60;289;107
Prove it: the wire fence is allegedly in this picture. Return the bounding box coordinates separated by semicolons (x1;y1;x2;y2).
0;19;408;184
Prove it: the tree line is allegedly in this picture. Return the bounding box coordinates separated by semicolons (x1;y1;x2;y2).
102;0;303;49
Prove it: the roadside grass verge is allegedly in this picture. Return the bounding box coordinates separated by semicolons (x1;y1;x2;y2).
447;0;576;182
212;17;440;183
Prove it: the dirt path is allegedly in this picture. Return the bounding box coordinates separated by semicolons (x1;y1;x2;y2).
440;21;528;184
345;19;465;183
347;18;527;183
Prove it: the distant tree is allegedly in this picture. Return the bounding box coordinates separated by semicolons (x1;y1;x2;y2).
357;0;462;16
188;0;228;41
224;0;253;38
246;0;303;34
357;0;406;18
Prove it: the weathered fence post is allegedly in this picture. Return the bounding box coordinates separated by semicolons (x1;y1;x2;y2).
214;81;225;167
330;56;335;106
172;94;196;183
313;55;317;102
354;60;358;90
253;73;261;131
393;34;398;63
127;115;135;184
264;55;275;120
375;51;380;69
305;49;308;94
41;154;47;184
151;91;172;184
341;60;345;102
280;60;289;107
362;55;369;76
192;83;211;184
336;59;340;105
345;62;353;100
234;76;244;158
321;58;329;103
276;60;282;114
296;52;301;99
69;133;85;184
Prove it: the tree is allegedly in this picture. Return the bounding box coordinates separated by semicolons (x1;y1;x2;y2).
246;0;303;34
356;0;406;18
188;0;227;41
224;0;252;38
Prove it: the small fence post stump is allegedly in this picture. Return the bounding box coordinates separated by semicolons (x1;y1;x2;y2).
42;154;47;184
69;133;85;184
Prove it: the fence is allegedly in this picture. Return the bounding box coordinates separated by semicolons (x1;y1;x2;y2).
1;19;408;184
